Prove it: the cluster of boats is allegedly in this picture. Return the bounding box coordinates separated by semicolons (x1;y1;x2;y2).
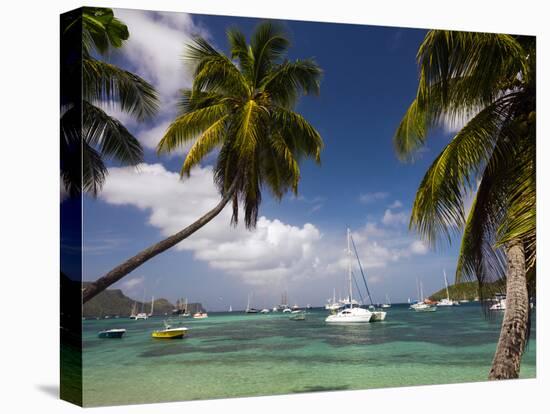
98;321;189;339
243;291;312;315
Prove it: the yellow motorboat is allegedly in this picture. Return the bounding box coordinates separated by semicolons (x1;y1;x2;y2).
152;321;188;339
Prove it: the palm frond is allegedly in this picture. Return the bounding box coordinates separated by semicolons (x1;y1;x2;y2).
157;103;230;154
268;132;301;194
82;140;108;197
83;101;143;165
181;115;229;176
186;37;250;97
60;105;84;198
81;8;129;55
496;131;536;270
272;107;323;163
251;21;290;86
234;100;264;157
261;60;322;108
83;58;159;121
456;143;509;287
394;98;428;159
417;31;527;110
227;27;254;80
410;94;516;246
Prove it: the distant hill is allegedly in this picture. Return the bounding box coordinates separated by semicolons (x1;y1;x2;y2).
428;281;505;301
82;284;204;317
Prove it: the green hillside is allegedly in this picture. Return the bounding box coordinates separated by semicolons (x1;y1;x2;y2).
428;281;505;301
82;285;204;317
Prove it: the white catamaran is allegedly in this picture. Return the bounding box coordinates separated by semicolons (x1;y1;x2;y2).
326;229;373;323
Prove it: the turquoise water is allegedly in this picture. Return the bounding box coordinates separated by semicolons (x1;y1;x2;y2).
82;304;536;406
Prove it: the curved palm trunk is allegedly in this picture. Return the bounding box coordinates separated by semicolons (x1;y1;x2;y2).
488;240;529;379
82;180;237;303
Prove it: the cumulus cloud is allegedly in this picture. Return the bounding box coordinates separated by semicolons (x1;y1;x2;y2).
409;240;429;255
382;209;409;226
388;200;403;209
117;275;145;295
100;163;322;285
359;191;389;204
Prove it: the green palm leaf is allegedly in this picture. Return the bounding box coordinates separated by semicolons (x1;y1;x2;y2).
83;58;159;121
83;101;143;165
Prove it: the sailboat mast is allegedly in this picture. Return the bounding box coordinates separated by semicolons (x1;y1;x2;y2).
347;228;353;306
444;269;450;300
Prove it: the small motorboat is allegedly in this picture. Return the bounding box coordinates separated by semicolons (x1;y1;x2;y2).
260;308;270;314
98;328;126;338
193;311;208;319
152;321;188;339
289;311;306;321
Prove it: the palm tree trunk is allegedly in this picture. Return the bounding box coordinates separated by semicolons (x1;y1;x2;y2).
488;240;529;379
82;180;238;303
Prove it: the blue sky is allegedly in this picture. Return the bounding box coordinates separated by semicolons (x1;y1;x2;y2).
78;9;465;311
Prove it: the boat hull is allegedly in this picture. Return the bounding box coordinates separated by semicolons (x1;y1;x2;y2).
325;315;372;323
370;311;387;321
98;329;126;338
414;306;437;312
152;328;188;339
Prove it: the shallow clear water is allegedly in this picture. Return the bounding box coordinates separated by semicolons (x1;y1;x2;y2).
81;304;536;406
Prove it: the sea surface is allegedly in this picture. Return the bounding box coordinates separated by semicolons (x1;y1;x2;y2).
81;304;536;406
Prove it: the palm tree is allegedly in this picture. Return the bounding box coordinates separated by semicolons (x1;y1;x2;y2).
61;8;158;197
82;22;323;303
395;31;535;379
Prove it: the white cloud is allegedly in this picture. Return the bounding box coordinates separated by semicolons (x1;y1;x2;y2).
100;163;322;285
388;200;403;209
359;191;389;204
382;209;409;226
409;240;429;255
113;9;206;105
117;275;145;294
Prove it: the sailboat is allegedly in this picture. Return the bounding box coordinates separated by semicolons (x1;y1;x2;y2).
182;298;190;317
411;280;437;312
148;296;155;317
381;294;391;308
437;270;455;306
229;305;233;312
245;293;259;313
277;291;290;312
129;301;138;319
325;288;341;312
134;289;149;320
326;229;373;323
